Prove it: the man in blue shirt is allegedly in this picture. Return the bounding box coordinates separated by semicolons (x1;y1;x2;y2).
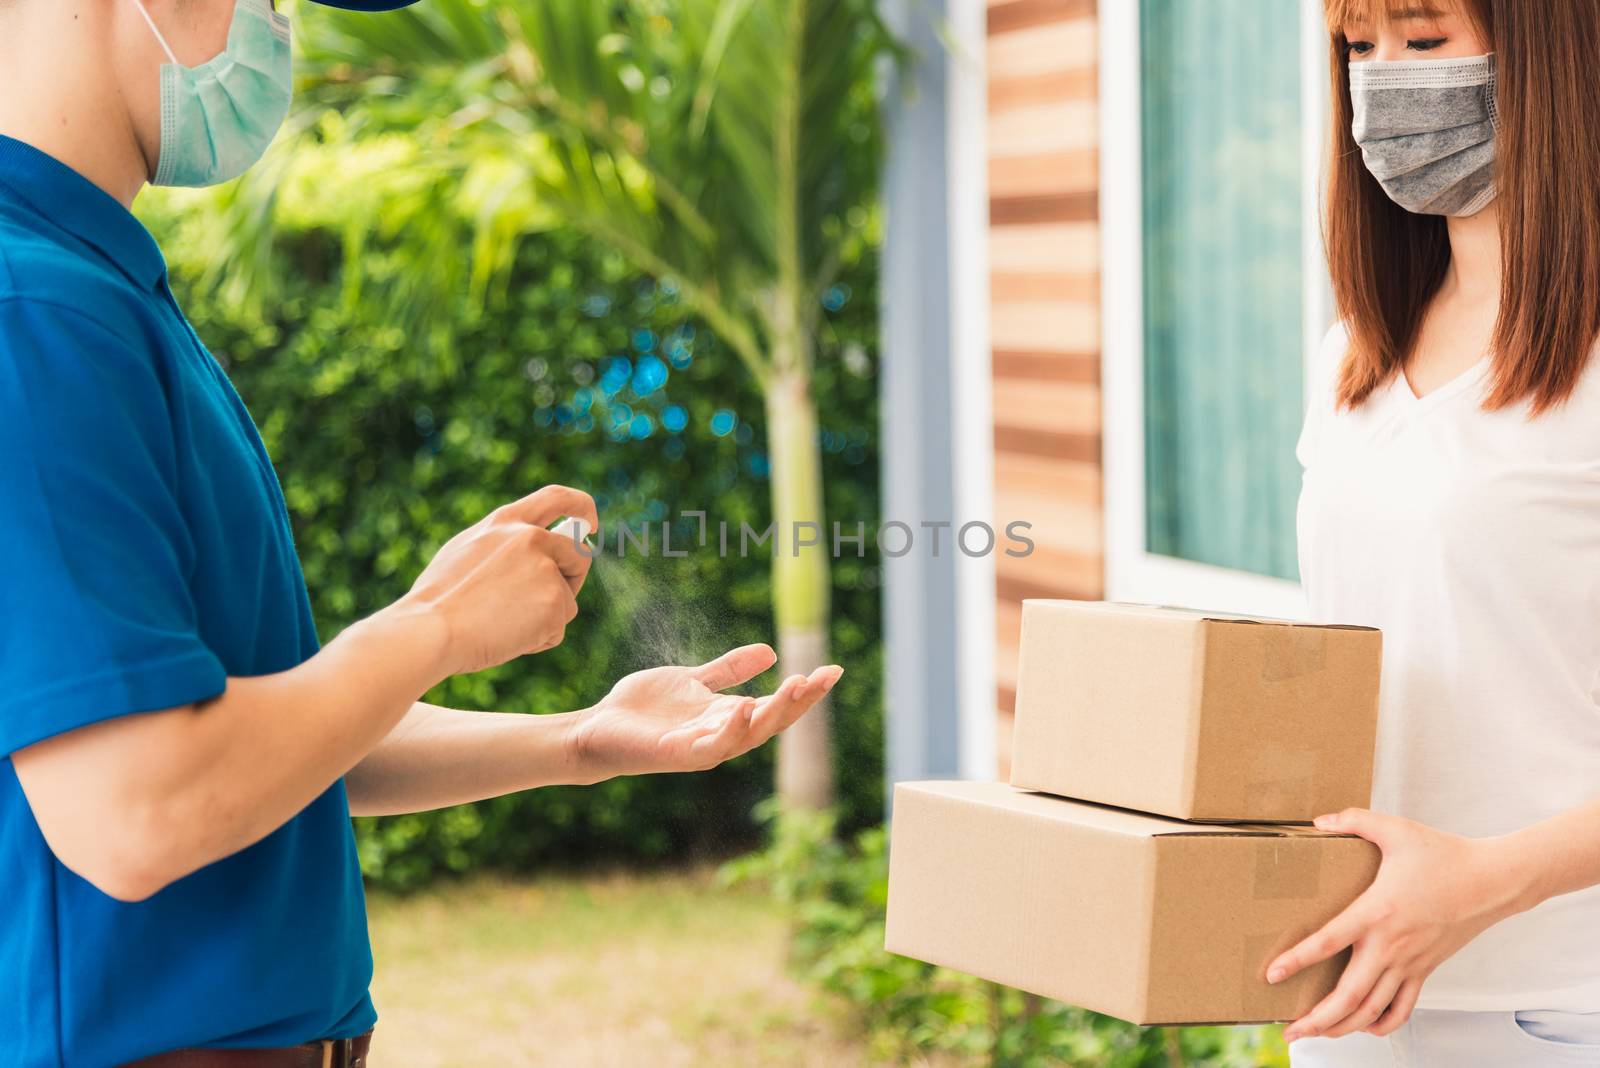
0;2;841;1064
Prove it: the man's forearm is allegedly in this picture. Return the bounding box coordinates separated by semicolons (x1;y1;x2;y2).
343;701;600;817
18;601;450;899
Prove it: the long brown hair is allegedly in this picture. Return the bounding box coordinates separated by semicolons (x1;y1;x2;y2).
1323;0;1600;414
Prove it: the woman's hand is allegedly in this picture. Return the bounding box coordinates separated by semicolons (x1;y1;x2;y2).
566;643;842;781
398;485;598;678
1268;808;1531;1042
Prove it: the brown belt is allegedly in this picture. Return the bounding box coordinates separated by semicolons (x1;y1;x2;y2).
120;1029;372;1068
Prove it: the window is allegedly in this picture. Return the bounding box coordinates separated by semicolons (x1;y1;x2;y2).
1101;0;1331;616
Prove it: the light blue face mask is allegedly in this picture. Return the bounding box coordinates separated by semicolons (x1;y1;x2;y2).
129;0;293;188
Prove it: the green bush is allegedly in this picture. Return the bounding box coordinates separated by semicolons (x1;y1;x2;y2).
142;200;884;891
721;804;1292;1068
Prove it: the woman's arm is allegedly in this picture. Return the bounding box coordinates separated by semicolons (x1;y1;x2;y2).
1264;799;1600;1043
1498;796;1600;907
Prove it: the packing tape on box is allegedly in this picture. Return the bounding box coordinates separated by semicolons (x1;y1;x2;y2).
1252;838;1323;900
1260;626;1327;682
1241;746;1321;817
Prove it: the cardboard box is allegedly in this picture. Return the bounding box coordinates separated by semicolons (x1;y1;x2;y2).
1010;600;1382;823
884;781;1380;1025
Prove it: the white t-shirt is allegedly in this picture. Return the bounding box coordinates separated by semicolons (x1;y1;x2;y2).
1295;321;1600;1011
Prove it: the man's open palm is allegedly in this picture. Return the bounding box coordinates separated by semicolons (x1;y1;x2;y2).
568;644;842;779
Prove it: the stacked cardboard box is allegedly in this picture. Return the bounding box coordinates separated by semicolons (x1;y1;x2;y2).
885;600;1384;1025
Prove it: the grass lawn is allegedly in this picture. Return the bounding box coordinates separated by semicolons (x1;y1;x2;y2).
364;865;917;1067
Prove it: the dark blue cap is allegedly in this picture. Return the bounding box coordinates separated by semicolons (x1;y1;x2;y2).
307;0;422;10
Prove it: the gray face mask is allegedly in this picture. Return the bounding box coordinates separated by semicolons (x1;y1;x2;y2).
1348;52;1498;217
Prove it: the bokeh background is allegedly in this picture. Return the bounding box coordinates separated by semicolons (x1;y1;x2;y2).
138;0;1312;1064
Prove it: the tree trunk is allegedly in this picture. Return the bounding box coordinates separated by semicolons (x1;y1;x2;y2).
764;367;835;810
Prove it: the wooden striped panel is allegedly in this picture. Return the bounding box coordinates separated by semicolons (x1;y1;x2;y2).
992;377;1098;435
996;707;1015;779
992;273;1098;306
994;500;1102;566
991;297;1099;353
990;149;1097;200
997;569;1100;606
987;0;1103;776
997;599;1021;731
988;99;1097;159
992;349;1098;383
989;68;1097;112
994;449;1101;504
996;598;1024;688
987;18;1096;79
990;222;1099;275
990;192;1098;226
994;427;1099;465
988;0;1093;35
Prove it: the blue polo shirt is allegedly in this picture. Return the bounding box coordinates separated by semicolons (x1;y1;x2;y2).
0;136;375;1064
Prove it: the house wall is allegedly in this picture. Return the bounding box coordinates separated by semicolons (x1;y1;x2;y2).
986;0;1104;777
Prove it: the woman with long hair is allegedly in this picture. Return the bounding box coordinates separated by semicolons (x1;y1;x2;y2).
1258;0;1600;1063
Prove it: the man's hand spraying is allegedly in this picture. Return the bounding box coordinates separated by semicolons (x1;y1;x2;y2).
399;485;598;677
